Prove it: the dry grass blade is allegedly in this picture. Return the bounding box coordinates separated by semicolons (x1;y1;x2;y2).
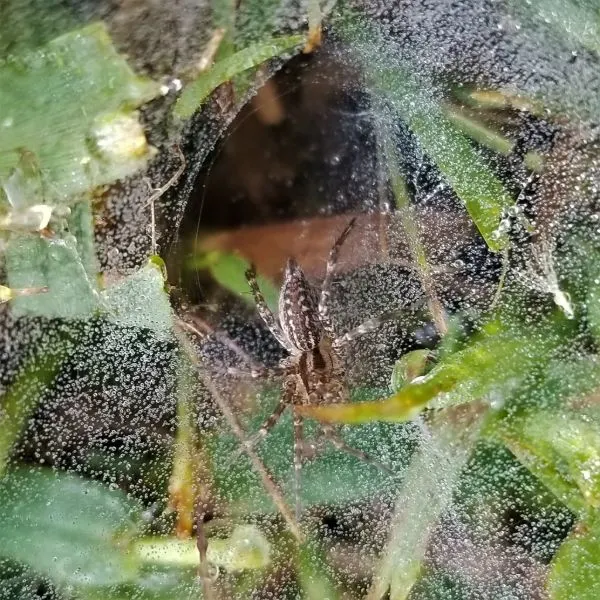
174;319;304;542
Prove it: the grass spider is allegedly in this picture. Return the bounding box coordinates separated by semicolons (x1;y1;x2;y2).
227;217;400;519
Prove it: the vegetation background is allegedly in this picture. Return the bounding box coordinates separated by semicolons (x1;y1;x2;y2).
0;1;599;599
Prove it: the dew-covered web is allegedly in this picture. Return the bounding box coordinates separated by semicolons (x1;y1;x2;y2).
1;1;600;599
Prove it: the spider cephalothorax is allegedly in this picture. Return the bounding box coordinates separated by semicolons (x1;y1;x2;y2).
279;258;322;352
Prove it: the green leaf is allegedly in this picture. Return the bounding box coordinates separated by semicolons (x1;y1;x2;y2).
174;35;304;119
487;350;600;516
548;513;600;600
2;23;162;320
78;566;201;600
498;410;600;516
5;232;101;318
0;22;160;202
0;350;64;476
0;468;143;588
188;250;279;312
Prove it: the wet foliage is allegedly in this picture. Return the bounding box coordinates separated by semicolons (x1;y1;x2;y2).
1;1;600;599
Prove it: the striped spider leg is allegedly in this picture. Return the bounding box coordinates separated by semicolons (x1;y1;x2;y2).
236;218;396;520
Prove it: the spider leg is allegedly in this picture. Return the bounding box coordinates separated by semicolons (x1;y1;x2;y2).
246;265;293;351
318;217;357;336
293;407;304;522
227;364;295;379
332;314;389;348
226;378;295;464
333;301;424;348
319;424;395;476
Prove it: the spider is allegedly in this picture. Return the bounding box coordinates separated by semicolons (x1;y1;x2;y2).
229;217;398;519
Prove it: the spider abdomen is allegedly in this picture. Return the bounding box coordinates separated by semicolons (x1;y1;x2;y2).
279;258;322;352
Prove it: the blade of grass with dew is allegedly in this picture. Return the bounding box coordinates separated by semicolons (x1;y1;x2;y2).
452;85;545;115
209;0;276;101
443;107;515;156
211;0;237;60
339;10;514;251
442;105;545;172
174;35;304;119
384;91;512;251
383;136;448;334
367;412;486;600
297;316;566;424
168;359;201;539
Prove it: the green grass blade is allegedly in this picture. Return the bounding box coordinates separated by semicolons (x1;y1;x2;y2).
443;106;515;156
368;415;484;600
298;318;563;424
340;10;514;251
174;35;304;119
